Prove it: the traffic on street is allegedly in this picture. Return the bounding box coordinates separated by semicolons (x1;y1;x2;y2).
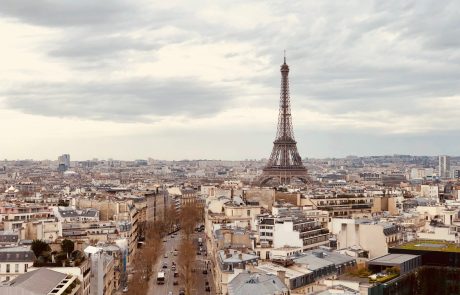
148;228;214;295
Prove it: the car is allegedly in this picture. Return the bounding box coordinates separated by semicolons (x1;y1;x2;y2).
205;281;209;286
122;287;128;293
164;253;168;258
174;252;178;256
179;288;185;295
205;286;211;292
168;292;173;295
163;239;167;243
202;269;208;274
171;265;176;271
173;280;179;285
172;261;176;265
174;271;179;277
162;264;167;269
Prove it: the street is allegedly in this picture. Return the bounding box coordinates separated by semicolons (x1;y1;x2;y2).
147;230;215;295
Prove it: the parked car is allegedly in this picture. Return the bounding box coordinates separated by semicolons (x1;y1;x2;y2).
179;287;185;295
205;286;211;292
202;269;208;274
174;271;179;277
173;280;179;285
122;287;128;293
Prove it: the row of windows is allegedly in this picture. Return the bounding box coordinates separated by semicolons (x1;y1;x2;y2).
0;263;27;273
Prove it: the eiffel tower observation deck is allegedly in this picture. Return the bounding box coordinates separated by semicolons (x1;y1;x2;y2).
258;55;308;185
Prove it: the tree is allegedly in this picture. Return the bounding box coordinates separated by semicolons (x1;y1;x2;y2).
31;239;51;258
128;220;164;295
180;203;201;239
178;238;197;295
61;239;75;258
164;204;178;233
58;199;69;207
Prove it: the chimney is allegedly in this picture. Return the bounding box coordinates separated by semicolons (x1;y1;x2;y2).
277;270;286;282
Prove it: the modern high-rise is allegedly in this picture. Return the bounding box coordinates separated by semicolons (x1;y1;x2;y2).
438;155;450;179
58;154;70;172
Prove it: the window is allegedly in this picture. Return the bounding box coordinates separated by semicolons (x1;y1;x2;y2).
6;264;10;273
15;264;19;273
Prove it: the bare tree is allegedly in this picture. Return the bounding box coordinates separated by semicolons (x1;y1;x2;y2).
128;221;164;295
178;238;197;295
163;204;179;233
180;203;201;239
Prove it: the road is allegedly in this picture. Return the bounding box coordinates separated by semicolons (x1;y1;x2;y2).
147;230;215;295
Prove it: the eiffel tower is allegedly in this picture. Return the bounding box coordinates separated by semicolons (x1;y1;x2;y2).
258;55;308;185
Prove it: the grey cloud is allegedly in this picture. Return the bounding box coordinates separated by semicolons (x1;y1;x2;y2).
48;35;161;60
2;78;233;122
2;1;460;130
0;0;135;27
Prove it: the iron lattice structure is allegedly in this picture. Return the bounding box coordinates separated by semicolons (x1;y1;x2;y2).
258;56;308;185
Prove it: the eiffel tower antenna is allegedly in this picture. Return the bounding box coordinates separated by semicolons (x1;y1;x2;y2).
258;54;308;185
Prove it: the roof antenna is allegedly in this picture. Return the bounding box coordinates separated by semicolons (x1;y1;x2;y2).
284;49;286;64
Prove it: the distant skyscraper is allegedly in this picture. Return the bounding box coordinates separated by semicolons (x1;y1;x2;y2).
438;155;450;179
58;154;70;172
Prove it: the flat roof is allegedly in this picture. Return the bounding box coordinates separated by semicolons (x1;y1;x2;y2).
255;262;311;279
369;254;419;266
395;240;460;253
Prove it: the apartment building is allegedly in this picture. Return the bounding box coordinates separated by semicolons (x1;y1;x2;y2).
273;217;330;251
331;218;403;259
0;203;54;231
303;193;373;218
0;247;35;283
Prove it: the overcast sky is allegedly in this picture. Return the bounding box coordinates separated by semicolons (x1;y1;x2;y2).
1;0;459;161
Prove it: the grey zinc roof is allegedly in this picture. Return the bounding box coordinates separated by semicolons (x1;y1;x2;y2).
59;208;98;217
0;249;35;263
0;232;19;244
228;272;288;295
293;254;334;270
0;268;67;295
219;250;258;264
368;254;419;266
316;251;356;266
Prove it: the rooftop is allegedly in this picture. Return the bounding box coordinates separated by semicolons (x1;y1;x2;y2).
369;253;419;266
228;272;288;295
395;240;460;253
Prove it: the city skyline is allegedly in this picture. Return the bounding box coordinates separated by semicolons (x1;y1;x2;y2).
1;1;460;160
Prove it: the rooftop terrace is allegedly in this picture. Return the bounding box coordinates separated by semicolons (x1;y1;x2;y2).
396;240;460;253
